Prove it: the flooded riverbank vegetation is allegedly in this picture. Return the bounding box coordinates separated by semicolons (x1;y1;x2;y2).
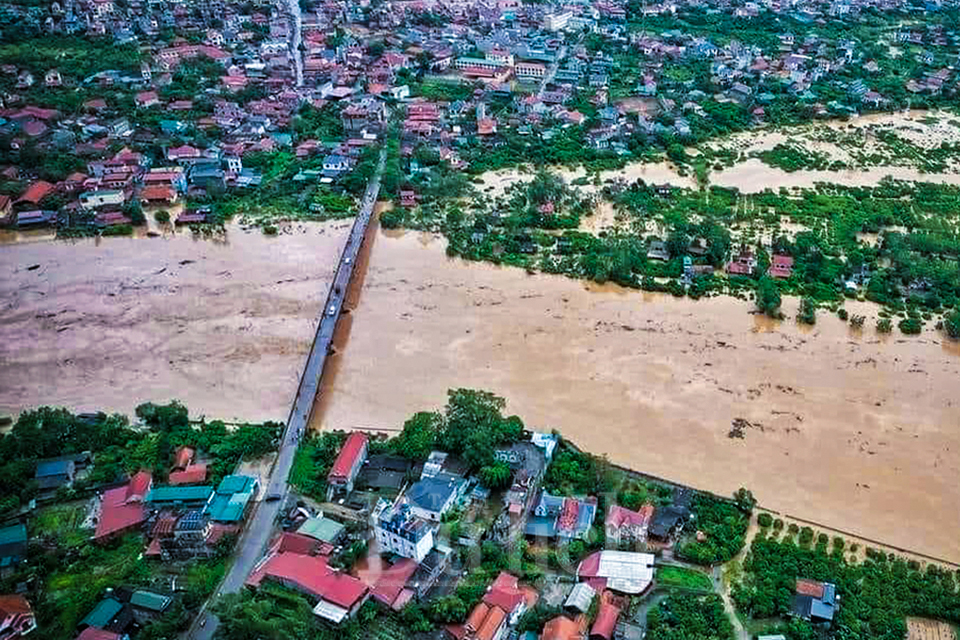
388;169;960;338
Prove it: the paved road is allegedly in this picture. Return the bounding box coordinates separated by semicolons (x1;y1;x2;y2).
187;147;387;640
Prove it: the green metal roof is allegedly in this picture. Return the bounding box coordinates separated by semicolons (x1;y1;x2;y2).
297;517;345;543
130;589;172;612
0;523;27;546
82;598;123;628
145;485;213;504
216;475;256;495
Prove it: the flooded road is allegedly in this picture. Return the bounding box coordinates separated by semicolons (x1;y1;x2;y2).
315;230;960;563
0;221;350;422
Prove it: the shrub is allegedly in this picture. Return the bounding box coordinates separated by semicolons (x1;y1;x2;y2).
263;225;278;235
898;316;922;335
837;308;849;321
799;527;814;546
787;523;799;535
797;297;816;325
945;310;960;339
757;513;773;528
154;210;170;224
773;518;784;531
877;318;893;333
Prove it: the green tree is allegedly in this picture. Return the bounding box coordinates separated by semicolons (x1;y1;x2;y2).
756;276;782;318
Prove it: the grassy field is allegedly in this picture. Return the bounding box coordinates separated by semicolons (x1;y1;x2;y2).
31;503;90;548
656;565;714;592
41;535;152;637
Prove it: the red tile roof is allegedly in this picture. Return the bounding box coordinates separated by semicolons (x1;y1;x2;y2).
605;504;653;529
557;498;580;533
328;432;368;481
589;603;619;640
796;578;825;598
247;552;368;609
127;471;152;501
17;180;55;204
76;627;123;640
483;572;538;613
95;476;150;541
169;463;207;485
173;446;195;470
357;557;418;608
275;532;323;556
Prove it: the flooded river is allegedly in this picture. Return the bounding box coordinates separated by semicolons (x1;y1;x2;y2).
316;229;960;563
0;221;350;422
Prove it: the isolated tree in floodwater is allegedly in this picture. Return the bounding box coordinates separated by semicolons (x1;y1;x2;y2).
756;276;782;318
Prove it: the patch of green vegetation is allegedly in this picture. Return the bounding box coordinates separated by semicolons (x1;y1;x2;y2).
656;566;714;592
733;533;960;639
31;504;88;548
646;593;735;640
40;535;151;637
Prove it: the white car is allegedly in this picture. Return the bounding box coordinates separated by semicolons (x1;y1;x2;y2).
327;305;337;316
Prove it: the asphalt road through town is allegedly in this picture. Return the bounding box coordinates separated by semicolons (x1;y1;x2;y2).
187;146;387;640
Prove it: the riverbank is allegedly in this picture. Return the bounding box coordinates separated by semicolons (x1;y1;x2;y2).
315;229;960;562
0;220;351;422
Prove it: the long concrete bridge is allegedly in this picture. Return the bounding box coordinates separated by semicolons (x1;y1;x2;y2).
188;146;387;640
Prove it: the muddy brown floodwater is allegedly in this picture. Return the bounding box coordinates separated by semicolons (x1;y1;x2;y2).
316;229;960;563
0;221;350;422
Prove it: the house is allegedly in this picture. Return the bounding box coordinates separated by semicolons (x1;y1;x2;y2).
322;153;352;179
355;555;419;610
296;516;345;545
145;485;214;509
326;432;368;499
128;590;172;624
35;458;76;490
135;91;160;108
589;602;620;640
768;254;794;279
576;550;655;594
204;475;258;523
0;595;36;639
646;240;670;261
246;551;369;624
605;504;654;547
406;472;467;522
525;492;597;540
726;251;756;276
792;579;839;625
563;583;595;614
139;185;177;205
648;490;691;541
168;464;207;485
541;615;585;640
80;190;125;210
0;525;26;576
16;180;55;206
75;628;127;640
373;499;434;562
448;572;538;640
79;597;132;634
95;471;152;542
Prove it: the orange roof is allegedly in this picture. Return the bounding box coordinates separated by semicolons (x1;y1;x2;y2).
465;602;490;632
0;594;32;617
17;180;55;204
541;616;585;640
475;605;506;640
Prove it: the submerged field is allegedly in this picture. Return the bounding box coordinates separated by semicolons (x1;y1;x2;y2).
0;221;350;422
316;229;960;563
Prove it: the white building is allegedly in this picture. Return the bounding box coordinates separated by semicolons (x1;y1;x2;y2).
543;10;573;31
373;499;434;562
79;190;125;209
